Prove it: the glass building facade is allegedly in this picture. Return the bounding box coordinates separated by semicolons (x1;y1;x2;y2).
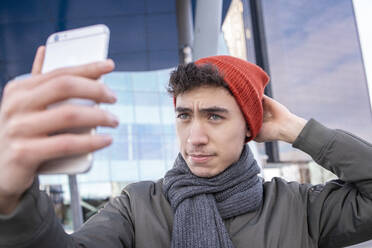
260;0;372;161
39;69;179;199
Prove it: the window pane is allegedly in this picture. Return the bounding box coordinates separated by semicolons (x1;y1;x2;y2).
132;71;161;92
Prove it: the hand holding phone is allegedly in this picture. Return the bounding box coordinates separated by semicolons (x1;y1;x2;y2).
38;25;112;174
0;24;116;213
0;43;117;214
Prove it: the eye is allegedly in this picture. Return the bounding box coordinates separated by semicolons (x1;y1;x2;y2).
176;113;190;120
208;114;223;121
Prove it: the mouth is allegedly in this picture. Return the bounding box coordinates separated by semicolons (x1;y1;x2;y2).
187;153;215;163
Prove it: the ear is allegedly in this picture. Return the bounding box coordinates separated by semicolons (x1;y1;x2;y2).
244;128;251;143
246;127;251;138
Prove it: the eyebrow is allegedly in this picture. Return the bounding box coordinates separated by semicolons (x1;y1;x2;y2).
175;106;229;114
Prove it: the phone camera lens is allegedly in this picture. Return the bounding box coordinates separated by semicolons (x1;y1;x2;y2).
54;35;59;42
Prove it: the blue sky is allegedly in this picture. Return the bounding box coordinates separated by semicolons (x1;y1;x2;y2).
262;0;372;144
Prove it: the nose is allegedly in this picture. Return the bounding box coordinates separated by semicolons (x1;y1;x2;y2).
187;120;208;146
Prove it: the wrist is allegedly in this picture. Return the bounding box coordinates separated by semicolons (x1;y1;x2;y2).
279;114;307;144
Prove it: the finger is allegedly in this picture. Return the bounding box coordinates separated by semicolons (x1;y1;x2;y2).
47;59;115;80
2;76;116;115
262;95;285;117
24;75;116;111
261;95;274;118
2;46;46;99
0;59;114;101
262;95;274;109
27;134;113;164
5;59;114;104
6;105;119;137
31;46;46;75
27;59;115;90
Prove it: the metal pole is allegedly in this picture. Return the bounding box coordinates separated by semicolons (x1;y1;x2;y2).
249;0;280;162
193;0;223;60
176;0;194;64
68;175;83;231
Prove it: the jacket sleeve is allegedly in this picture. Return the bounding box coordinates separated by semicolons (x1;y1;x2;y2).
0;178;134;248
292;119;372;248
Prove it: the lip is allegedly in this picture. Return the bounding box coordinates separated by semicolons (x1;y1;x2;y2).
188;154;214;163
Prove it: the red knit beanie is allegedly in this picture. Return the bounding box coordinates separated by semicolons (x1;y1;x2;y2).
194;55;270;142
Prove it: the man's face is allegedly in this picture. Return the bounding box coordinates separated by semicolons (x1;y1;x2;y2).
175;86;251;178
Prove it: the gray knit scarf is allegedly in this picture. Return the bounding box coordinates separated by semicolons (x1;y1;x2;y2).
163;145;263;248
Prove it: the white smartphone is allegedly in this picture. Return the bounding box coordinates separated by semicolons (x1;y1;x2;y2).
38;24;110;175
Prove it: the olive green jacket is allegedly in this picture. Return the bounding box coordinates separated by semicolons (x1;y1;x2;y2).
1;119;372;247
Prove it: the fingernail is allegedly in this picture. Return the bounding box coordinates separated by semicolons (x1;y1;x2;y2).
107;112;119;126
99;135;113;146
107;59;115;68
105;87;117;102
99;59;114;70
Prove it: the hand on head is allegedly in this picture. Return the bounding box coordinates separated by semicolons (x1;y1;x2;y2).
254;95;307;144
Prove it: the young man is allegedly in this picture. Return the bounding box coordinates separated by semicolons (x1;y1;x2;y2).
0;48;372;248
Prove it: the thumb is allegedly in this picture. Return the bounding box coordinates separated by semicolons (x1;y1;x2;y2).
31;46;45;75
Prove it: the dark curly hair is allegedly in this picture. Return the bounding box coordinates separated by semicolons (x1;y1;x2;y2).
167;62;232;97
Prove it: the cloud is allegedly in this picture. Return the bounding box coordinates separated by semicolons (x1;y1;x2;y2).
261;0;372;142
